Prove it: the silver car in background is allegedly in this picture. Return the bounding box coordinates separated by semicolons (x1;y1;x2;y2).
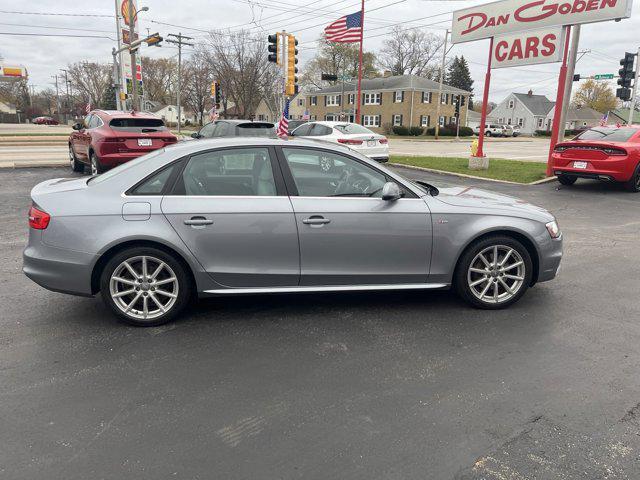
23;138;562;326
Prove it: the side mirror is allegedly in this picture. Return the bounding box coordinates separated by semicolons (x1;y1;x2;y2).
72;123;83;131
191;132;201;139
381;182;402;201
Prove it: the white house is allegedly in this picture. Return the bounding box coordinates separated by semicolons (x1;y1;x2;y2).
546;105;604;130
465;109;496;129
491;91;554;135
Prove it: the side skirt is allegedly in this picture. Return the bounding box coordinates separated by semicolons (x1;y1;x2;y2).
202;283;449;296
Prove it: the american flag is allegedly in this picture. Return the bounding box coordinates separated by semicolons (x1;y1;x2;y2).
85;103;91;114
276;99;290;139
325;11;363;43
600;111;609;127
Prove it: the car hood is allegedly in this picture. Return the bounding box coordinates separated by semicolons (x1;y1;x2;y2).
435;186;554;222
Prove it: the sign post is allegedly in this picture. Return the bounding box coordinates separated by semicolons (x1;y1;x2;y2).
476;37;494;160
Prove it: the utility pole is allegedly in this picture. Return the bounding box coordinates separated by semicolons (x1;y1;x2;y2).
128;0;138;111
558;26;581;143
61;69;70;122
629;47;640;125
435;30;449;140
51;75;61;120
167;33;194;133
113;0;123;110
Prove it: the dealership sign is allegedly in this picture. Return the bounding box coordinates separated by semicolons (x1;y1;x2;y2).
452;0;634;44
492;27;566;68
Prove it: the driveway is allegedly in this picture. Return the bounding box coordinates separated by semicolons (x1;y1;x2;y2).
2;167;640;479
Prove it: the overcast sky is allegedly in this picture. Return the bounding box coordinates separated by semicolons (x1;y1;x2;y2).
2;0;639;103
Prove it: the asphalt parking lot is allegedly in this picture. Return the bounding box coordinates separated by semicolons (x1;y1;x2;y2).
2;166;640;479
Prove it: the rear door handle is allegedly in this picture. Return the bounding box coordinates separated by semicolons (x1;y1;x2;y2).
184;216;213;227
303;216;331;226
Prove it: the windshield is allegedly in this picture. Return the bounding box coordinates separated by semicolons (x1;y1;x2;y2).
334;124;375;135
574;127;639;142
88;149;166;185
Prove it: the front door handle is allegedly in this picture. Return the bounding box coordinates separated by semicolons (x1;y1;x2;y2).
184;216;213;227
302;216;331;226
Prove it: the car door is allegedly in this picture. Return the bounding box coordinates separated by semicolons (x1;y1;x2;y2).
278;146;432;286
161;146;300;288
72;115;93;160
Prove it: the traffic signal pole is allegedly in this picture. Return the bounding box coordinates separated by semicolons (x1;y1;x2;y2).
630;47;640;125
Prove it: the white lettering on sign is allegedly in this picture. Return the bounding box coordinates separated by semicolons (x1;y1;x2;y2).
452;0;633;44
493;27;566;68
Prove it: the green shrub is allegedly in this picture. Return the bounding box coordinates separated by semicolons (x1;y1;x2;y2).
392;126;410;136
409;126;424;136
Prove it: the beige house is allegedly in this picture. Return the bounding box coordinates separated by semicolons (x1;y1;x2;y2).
306;74;471;134
254;94;307;122
254;98;276;122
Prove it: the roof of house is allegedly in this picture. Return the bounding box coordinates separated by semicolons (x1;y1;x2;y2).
466;109;495;121
512;93;555;116
565;106;603;122
310;74;471;95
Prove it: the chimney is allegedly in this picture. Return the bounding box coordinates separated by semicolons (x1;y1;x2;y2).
527;89;533;97
383;70;392;78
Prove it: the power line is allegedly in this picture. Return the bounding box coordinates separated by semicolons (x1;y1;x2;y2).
0;31;115;40
0;10;113;18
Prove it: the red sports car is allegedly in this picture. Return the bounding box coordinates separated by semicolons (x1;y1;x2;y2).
551;125;640;192
33;116;58;125
69;110;178;175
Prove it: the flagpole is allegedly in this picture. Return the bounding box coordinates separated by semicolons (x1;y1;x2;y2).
356;0;365;125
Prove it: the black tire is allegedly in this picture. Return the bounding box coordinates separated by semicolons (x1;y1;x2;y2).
89;150;105;175
454;235;533;310
100;247;192;327
623;163;640;192
69;145;84;172
557;175;577;186
485;131;492;137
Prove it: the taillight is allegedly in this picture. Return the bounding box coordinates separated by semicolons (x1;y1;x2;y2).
337;139;363;145
378;138;388;144
554;145;568;152
28;205;50;230
603;147;626;156
102;137;126;143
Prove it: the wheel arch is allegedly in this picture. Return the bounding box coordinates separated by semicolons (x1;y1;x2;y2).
452;229;540;287
91;239;197;295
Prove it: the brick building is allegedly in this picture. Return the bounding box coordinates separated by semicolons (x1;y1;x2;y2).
305;74;471;133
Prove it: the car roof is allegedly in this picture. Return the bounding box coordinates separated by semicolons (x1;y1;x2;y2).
217;119;274;125
92;110;162;119
164;137;352;157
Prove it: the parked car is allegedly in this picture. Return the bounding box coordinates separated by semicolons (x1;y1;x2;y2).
191;120;276;139
291;121;389;162
24;138;563;327
68;110;177;175
474;124;508;137
287;119;308;135
504;125;521;137
33;116;58;125
551;125;640;192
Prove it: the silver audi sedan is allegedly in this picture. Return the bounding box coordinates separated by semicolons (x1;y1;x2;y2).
23;138;562;326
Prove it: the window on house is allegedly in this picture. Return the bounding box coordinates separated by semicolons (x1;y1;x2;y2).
422;92;432;103
394;91;403;103
392;114;403;126
326;95;340;106
439;116;445;127
420;115;430;127
518;118;524;127
537;118;544;128
298;98;304;107
441;93;448;105
363;93;381;105
363;115;380;127
508;100;515;109
348;93;355;105
461;96;466;106
310;96;317;106
507;118;512;125
450;116;457;125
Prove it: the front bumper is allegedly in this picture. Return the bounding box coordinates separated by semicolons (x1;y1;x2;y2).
537;236;563;283
23;234;96;297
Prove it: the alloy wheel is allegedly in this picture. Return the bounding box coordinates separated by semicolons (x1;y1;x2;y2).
109;255;179;321
69;146;75;166
467;245;525;304
90;154;98;176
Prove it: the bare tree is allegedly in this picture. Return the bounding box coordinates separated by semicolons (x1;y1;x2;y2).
141;56;178;104
182;47;214;126
66;62;111;106
378;26;445;77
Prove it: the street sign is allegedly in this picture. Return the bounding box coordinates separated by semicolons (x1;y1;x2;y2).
595;74;615;80
452;0;634;44
492;26;566;69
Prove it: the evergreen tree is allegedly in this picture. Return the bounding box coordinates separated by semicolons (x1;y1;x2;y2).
100;83;117;110
446;56;474;108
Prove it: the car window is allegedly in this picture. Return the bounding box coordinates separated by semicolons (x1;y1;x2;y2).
309;124;332;136
83;114;92;129
213;122;229;137
292;123;312;136
334;124;374;135
575;127;639;142
237;123;276;137
109;117;165;132
199;122;216;138
130;163;178;195
89;116;102;128
179;147;277;196
282;148;387;198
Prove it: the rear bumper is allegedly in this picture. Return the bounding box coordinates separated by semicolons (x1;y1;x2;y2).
23;238;96;297
551;153;637;182
98;152;146;167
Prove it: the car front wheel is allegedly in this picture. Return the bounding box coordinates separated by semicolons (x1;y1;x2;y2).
89;150;105;175
100;247;191;326
455;236;533;310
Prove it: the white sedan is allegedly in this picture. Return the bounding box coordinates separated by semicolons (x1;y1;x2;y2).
290;121;389;162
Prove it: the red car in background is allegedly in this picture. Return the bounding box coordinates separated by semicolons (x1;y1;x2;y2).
551;125;640;192
33;116;58;125
69;110;177;175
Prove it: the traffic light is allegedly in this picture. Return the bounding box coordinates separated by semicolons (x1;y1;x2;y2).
454;96;460;117
145;33;163;47
211;81;221;108
267;34;279;64
617;52;636;100
573;74;581;82
285;34;298;97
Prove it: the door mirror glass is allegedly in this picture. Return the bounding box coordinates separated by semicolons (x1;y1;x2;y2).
190;132;200;139
72;123;83;131
381;182;401;201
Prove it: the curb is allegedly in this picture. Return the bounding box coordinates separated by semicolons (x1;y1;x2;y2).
0;161;67;169
389;163;556;186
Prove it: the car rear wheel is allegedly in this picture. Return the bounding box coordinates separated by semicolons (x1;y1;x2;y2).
69;145;84;172
455;235;533;310
623;164;640;192
100;247;191;327
89;150;105;175
557;175;577;186
486;131;492;137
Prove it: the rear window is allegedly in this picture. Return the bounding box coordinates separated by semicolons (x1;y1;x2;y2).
575;127;639;142
237;123;275;137
109;118;166;131
334;124;374;135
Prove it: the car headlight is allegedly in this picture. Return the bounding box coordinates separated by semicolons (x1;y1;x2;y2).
546;220;561;239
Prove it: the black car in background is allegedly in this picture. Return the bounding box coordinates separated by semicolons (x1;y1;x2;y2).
191;120;276;139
